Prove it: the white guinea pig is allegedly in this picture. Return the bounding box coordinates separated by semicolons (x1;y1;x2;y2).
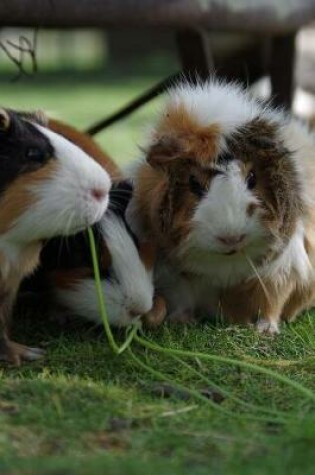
36;182;166;328
128;78;315;334
0;108;111;364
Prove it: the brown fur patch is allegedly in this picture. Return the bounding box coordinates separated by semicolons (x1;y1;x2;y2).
247;203;257;217
238;161;252;180
138;111;224;249
0;161;58;235
143;295;167;329
48;118;121;179
50;268;93;290
229;119;303;241
0;241;41;351
139;100;224;246
100;243;112;273
134;161;198;248
0;242;41;289
151;104;221;166
220;276;294;325
281;285;314;322
138;242;157;270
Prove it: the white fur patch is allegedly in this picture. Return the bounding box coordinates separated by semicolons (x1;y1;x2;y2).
167;78;281;141
7;125;111;243
56;278;139;327
179;160;267;287
256;319;280;335
56;213;154;327
261;220;311;285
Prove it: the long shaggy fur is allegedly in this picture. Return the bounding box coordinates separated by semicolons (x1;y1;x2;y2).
129;78;315;333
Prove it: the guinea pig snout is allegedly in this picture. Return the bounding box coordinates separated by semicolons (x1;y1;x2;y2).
90;187;107;202
129;305;149;319
216;233;247;252
79;171;111;222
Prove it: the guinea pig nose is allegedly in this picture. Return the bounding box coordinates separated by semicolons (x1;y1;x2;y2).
217;234;246;246
90;188;107;201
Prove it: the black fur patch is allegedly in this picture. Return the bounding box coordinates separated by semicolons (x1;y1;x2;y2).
0;109;54;195
22;180;136;291
109;180;133;219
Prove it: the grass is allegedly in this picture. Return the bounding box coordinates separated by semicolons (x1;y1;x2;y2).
0;72;165;165
0;75;315;474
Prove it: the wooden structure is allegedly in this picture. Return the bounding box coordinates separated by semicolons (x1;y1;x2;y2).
0;0;315;134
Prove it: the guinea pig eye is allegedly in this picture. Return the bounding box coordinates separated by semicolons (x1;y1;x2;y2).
26;147;47;162
246;170;256;190
189;175;206;198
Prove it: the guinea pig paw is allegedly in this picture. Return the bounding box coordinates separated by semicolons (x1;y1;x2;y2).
143;295;167;329
256;319;280;336
0;340;45;366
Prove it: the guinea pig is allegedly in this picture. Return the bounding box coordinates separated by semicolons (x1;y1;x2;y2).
0;108;111;364
127;78;315;334
36;181;166;329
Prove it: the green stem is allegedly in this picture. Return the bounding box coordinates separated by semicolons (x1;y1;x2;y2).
127;346;233;416
170;354;291;422
129;347;292;424
135;333;315;403
88;226;136;355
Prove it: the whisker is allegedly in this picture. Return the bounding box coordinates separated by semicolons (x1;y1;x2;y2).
110;189;133;195
57;235;66;263
242;251;271;304
108;201;127;212
65;210;76;236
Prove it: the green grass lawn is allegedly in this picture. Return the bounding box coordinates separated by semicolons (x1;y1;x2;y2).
0;74;163;165
0;76;315;474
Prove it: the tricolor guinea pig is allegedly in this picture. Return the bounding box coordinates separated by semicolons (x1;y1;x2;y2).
37;181;166;329
0;108;111;364
128;78;315;334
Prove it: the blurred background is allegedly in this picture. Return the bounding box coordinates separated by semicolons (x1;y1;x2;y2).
0;25;315;165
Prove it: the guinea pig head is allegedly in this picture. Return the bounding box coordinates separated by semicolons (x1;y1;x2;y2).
51;213;156;328
133;80;304;270
188;119;304;261
0;108;111;244
99;214;155;325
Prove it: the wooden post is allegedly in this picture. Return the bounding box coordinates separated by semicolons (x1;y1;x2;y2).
176;28;214;81
269;33;296;109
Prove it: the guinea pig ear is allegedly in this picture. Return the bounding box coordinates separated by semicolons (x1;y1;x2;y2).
146;136;180;170
0;109;11;132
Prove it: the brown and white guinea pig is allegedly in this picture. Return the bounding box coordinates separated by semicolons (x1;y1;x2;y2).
127;78;315;334
37;181;166;328
0;108;111;364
